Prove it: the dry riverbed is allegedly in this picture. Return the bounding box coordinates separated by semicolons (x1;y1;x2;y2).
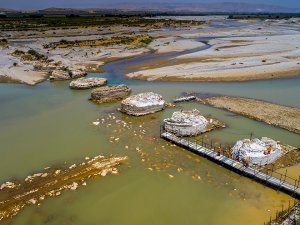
2;17;300;85
126;25;300;82
0;19;206;85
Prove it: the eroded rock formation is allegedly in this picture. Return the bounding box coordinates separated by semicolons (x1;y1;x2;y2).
0;155;127;221
50;69;86;81
90;85;131;103
69;77;107;89
121;92;165;116
163;109;223;136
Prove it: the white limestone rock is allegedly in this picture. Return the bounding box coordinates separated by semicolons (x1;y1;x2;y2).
69;77;107;89
0;181;16;190
121;92;165;116
50;69;86;81
28;198;37;205
163;109;209;136
71;70;87;79
69;182;78;190
49;70;70;81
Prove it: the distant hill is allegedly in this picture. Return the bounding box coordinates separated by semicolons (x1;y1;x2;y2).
38;7;88;14
1;2;299;15
100;2;300;13
38;7;121;15
0;8;18;13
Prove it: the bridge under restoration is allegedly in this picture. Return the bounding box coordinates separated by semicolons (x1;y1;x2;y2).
160;130;300;200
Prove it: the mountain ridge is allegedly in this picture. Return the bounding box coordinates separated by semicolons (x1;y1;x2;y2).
1;2;299;13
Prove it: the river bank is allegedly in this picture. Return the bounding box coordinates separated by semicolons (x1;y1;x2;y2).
126;33;300;82
2;17;300;85
197;96;300;135
0;17;208;85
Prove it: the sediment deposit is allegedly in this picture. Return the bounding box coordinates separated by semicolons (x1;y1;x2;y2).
199;96;300;135
0;155;127;221
2;18;300;85
126;33;300;82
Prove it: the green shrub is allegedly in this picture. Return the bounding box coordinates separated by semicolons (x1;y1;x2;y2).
141;37;153;45
13;49;25;55
0;38;8;45
27;49;46;60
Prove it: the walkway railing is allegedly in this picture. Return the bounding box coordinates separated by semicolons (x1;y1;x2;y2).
159;125;300;200
264;200;299;225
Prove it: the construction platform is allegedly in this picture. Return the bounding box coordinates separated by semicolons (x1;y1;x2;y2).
161;131;300;199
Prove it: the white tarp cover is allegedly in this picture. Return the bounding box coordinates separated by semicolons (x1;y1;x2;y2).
232;137;282;165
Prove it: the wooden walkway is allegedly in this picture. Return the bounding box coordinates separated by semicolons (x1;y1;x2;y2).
161;131;300;199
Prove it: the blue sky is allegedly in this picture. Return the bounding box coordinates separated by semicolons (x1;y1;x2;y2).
1;0;300;10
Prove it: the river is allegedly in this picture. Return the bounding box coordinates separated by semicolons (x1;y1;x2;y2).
0;20;300;225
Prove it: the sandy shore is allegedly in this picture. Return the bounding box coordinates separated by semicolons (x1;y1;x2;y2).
2;18;300;84
0;37;149;85
198;96;300;135
0;48;50;85
126;33;300;82
126;62;300;82
0;30;205;85
148;37;205;53
0;65;48;85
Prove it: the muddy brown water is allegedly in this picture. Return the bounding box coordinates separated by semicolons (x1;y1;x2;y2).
1;21;300;224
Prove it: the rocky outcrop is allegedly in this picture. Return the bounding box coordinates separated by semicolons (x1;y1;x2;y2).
232;137;283;165
90;85;131;103
71;70;87;79
49;69;86;81
33;62;58;71
121;92;165;116
0;155;127;221
49;70;70;81
69;77;107;89
164;109;209;136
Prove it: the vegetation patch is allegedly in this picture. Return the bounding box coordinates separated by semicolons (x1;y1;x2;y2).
0;16;205;31
0;39;8;46
12;49;47;61
44;35;153;48
217;44;251;49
